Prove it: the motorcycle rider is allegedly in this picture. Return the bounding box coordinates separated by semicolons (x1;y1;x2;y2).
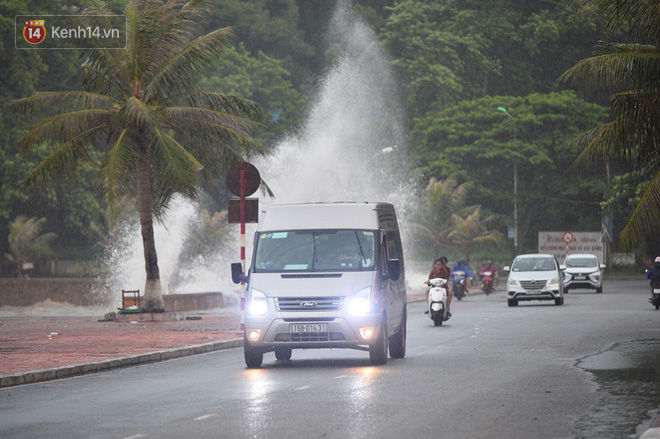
479;260;497;290
425;256;452;318
646;256;660;285
451;259;474;294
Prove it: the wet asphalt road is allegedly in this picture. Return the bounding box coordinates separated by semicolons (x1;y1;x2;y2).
0;278;658;439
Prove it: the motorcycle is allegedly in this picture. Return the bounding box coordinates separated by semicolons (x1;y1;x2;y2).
452;270;467;300
426;278;449;326
482;271;494;295
651;282;660;310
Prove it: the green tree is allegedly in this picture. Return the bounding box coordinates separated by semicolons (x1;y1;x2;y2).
414;92;608;252
209;0;315;88
409;177;470;256
5;216;57;277
380;0;606;117
200;42;307;137
558;0;660;250
10;0;269;311
448;206;502;263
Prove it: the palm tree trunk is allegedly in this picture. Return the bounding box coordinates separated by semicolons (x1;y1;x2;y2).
136;150;164;312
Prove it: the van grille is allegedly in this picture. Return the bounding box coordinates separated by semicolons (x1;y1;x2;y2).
520;280;547;290
275;297;343;312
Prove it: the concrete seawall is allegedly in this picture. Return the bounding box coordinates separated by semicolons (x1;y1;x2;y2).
0;278;227;312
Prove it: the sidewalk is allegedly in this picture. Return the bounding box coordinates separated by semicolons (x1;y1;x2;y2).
0;293;427;388
0;307;244;388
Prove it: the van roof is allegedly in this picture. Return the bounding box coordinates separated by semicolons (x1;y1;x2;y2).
258;202;395;231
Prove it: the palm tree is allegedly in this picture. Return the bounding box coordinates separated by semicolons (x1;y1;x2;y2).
409;177;470;256
558;0;660;249
447;207;502;263
5;216;57;278
10;0;269;311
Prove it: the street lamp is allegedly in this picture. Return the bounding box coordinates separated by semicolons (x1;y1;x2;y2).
497;107;518;256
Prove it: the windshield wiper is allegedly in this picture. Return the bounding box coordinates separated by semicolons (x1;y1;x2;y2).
354;231;366;271
312;232;318;270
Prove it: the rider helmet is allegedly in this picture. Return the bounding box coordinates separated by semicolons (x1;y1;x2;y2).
655;256;660;263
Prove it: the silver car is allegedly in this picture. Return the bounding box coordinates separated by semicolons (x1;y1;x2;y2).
561;253;605;293
504;254;564;307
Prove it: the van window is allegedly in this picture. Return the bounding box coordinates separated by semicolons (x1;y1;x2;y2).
254;230;376;272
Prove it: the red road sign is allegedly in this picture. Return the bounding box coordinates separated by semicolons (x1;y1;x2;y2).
226;162;260;197
563;231;574;244
228;198;259;223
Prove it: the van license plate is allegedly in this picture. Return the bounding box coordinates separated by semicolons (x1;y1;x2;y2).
574;275;586;280
291;324;327;333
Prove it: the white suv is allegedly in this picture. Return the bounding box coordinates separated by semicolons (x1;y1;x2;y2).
504;254;564;307
561;254;605;294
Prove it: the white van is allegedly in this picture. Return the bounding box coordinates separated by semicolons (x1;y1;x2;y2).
231;202;407;367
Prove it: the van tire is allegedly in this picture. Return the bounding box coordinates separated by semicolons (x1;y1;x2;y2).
389;311;406;359
274;347;292;361
244;336;263;368
369;316;388;365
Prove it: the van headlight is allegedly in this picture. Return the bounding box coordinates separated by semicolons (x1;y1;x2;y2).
248;289;268;316
508;278;518;286
347;287;371;316
548;277;560;286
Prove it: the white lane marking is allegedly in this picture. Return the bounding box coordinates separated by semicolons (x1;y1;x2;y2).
471;335;478;338
122;435;147;439
335;375;348;379
295;386;311;390
194;414;217;421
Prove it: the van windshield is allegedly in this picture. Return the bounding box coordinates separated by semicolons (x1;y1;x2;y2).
254;230;377;272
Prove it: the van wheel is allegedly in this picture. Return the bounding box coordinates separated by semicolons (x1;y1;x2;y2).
596;287;603;294
274;347;292;361
555;297;564;306
369;316;388;365
244;336;263;368
508;299;518;307
389;311;406;359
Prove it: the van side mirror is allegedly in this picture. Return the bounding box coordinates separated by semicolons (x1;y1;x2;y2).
387;259;400;281
231;262;248;284
503;266;510;272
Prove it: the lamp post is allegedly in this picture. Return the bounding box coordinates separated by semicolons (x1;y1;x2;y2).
497;106;518;256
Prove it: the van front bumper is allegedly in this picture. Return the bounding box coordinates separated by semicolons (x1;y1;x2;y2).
244;313;383;350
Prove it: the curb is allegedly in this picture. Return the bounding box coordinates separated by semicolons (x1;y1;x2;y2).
0;337;243;388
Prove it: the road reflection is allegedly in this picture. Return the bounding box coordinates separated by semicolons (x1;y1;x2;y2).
242;368;274;437
346;366;386;438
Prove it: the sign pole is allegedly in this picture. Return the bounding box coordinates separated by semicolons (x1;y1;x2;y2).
225;161;260;333
240;169;246;331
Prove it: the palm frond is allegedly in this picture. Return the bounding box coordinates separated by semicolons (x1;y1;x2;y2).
101;129;137;212
24;125;108;188
181;92;269;123
9;91;116;118
619;169;660;249
18;109;113;152
146;27;234;99
115;96;163;132
558;49;660;93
